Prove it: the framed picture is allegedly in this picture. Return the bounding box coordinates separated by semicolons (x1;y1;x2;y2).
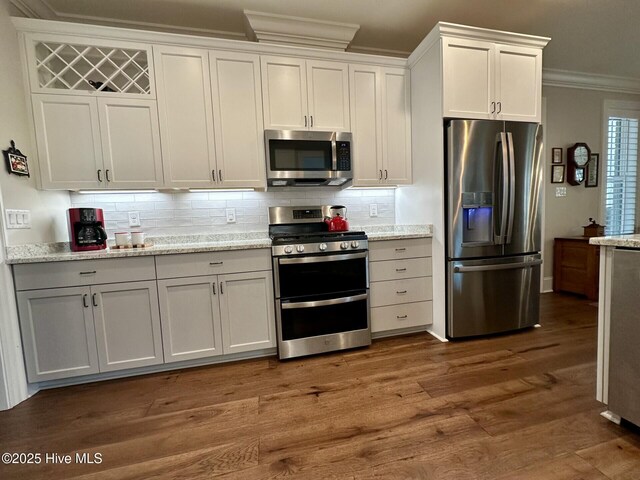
586;153;599;188
551;165;565;183
3;140;30;177
552;148;563;164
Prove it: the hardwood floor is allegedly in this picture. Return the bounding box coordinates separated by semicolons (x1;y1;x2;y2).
1;293;638;479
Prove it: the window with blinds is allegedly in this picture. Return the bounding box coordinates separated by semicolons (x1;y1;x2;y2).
605;116;638;235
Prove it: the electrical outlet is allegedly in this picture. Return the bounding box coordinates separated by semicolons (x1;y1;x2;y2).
128;211;141;227
5;209;31;229
369;204;378;217
555;186;567;198
226;208;236;223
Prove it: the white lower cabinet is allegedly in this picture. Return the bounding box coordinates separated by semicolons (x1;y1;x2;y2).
219;271;276;354
369;238;433;335
92;281;164;372
157;276;223;362
158;270;276;361
17;287;99;382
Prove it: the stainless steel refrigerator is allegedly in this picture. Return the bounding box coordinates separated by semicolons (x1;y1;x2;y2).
446;119;543;339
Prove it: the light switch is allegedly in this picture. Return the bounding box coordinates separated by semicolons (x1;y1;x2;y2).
226;208;236;223
369;204;378;217
5;209;31;229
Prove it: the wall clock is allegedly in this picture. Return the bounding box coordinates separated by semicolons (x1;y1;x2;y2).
566;142;591;186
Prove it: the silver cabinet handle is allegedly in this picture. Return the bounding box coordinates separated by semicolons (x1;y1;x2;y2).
105;169;111;182
304;115;307;127
384;169;388;180
396;290;408;294
395;248;406;252
397;315;408;319
212;170;216;182
379;170;383;180
220;282;224;294
396;268;407;272
82;294;89;308
209;261;223;266
491;102;496;114
497;102;502;114
97;169;102;182
92;293;98;307
79;270;97;275
282;293;368;310
310;115;313;127
219;170;223;182
212;283;216;295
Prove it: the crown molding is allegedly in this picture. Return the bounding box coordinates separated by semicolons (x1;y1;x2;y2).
9;0;55;19
244;10;359;51
348;45;410;58
543;69;640;95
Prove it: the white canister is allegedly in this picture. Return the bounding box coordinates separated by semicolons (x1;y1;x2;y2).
114;232;130;247
131;231;145;246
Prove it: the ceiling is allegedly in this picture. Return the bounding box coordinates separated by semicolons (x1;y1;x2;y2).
11;0;640;79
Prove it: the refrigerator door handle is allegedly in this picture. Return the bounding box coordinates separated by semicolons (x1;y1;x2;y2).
454;259;542;273
506;132;516;244
495;132;509;245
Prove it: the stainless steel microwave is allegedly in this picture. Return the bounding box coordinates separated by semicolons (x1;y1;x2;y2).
265;130;353;187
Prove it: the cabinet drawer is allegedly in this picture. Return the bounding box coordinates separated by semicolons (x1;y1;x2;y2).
155;249;271;279
371;301;433;333
370;277;432;307
370;257;432;282
369;238;431;261
13;257;156;291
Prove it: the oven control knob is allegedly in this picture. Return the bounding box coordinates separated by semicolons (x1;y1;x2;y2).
340;242;349;250
284;245;293;254
351;241;359;249
318;243;327;251
296;244;305;253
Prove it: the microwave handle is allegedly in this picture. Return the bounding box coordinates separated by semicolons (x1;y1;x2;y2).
331;131;337;171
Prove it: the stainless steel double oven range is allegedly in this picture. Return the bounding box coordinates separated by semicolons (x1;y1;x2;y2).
269;206;371;359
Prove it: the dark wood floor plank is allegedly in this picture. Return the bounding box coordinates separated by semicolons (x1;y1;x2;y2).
577;435;640;479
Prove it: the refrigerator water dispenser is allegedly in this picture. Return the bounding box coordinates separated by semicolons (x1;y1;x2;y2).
461;192;493;245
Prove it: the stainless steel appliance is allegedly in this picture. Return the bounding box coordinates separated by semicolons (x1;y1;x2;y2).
446;119;544;338
265;130;352;187
269;206;370;359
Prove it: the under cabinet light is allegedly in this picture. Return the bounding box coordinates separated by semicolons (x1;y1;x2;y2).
187;188;255;193
76;190;159;194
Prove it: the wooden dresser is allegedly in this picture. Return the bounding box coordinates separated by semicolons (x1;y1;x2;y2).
553;236;600;300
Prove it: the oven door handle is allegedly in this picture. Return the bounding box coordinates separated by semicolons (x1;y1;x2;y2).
281;293;368;310
278;251;367;265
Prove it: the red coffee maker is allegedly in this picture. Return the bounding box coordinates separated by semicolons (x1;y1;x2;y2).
68;208;108;252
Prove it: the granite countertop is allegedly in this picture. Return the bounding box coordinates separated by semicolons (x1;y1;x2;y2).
589;234;640;248
5;225;433;264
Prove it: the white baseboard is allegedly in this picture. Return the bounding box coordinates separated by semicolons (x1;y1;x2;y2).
542;276;553;293
426;327;448;343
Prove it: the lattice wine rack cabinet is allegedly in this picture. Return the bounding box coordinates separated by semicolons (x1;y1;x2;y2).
25;36;155;97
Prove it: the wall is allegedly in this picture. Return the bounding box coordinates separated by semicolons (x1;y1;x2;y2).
541;86;639;286
70;188;396;237
0;0;69;246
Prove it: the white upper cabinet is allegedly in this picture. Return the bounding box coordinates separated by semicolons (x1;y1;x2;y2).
306;60;350;131
210;51;266;188
261;56;350;131
442;37;543;122
32;94;103;190
495;44;542;122
350;65;411;186
153;46;217;188
97;98;163;189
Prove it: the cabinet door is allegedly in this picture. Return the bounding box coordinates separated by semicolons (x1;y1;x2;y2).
17;287;98;382
31;94;103;190
153;46;217;188
210;51;266;188
261;56;308;130
381;67;412;184
442;37;495;119
92;281;163;372
218;271;276;354
495;45;542;122
349;65;383;186
157;276;223;362
97;98;164;189
307;60;350;131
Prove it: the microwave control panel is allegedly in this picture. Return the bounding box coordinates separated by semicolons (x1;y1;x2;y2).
337;142;351;171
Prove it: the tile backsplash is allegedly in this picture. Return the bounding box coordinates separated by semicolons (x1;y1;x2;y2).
69;188;396;236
